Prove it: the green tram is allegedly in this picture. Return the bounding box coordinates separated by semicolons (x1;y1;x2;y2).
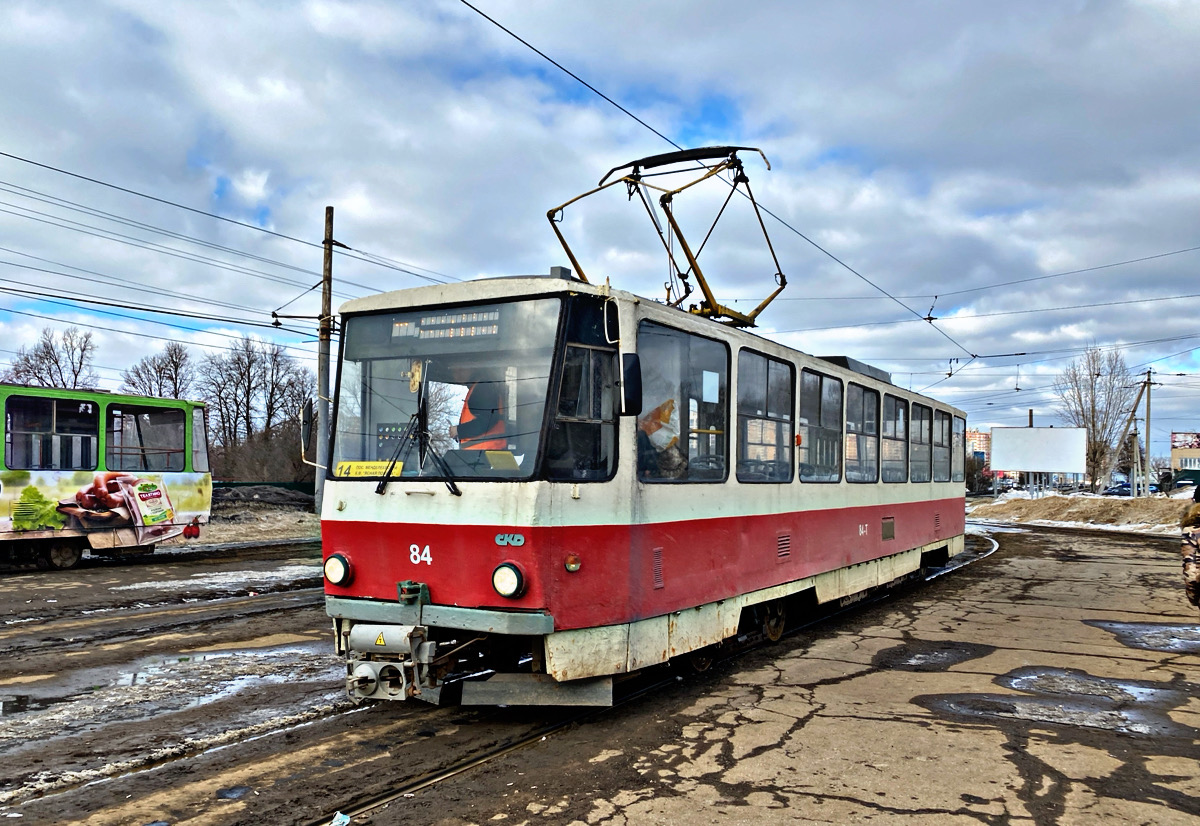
0;384;212;569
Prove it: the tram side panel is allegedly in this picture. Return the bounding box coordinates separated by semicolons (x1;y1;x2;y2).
0;386;213;566
620;486;963;628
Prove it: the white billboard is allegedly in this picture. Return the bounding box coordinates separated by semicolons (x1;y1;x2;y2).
991;427;1086;473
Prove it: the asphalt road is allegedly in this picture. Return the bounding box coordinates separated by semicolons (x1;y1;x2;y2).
0;526;1196;825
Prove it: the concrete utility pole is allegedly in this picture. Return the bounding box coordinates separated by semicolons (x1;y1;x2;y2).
1144;369;1152;497
316;206;335;513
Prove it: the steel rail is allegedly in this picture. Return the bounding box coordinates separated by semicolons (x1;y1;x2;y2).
0;587;323;655
310;533;998;825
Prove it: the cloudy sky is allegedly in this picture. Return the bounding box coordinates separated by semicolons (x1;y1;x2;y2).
2;0;1197;461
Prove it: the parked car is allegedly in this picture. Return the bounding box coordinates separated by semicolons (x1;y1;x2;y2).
1103;482;1159;496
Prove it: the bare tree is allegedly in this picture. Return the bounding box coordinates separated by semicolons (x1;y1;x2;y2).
121;342;195;398
2;326;100;389
1052;348;1138;490
194;336;315;482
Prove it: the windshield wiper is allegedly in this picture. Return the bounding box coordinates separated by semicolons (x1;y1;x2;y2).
376;414;418;495
376;362;462;497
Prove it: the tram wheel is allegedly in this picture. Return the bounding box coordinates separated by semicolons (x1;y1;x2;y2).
42;543;83;571
689;648;716;672
762;602;786;643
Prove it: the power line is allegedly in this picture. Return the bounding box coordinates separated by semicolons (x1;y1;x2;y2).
0;150;458;289
0;201;361;298
935;244;1200;299
0;304;321;359
0;280;310;335
0;149;317;246
459;0;978;364
0;179;328;281
0;250;276;317
773;290;1200;334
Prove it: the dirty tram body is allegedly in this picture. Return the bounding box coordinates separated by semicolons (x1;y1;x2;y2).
0;384;212;569
319;148;967;706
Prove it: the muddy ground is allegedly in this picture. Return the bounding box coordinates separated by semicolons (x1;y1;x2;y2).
165;486;321;546
1;523;1196;825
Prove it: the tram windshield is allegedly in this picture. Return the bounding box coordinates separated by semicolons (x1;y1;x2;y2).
331;297;561;481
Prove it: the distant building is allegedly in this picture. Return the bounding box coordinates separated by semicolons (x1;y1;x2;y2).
1171;432;1200;472
966;429;991;464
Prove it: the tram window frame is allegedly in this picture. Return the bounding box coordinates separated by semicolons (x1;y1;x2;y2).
4;395;99;471
933;410;952;482
736;349;794;483
192;408;211;473
544;297;619;482
635;321;729;484
881;394;908;483
330;297;562;482
845;383;879;483
106;405;187;473
952;415;966;483
798;368;842;483
911;403;932;483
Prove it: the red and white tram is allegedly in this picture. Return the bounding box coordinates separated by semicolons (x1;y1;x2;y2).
319;272;967;706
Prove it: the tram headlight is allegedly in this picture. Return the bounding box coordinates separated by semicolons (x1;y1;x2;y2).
324;553;353;587
491;562;525;598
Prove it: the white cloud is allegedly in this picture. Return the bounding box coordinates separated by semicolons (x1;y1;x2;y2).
0;0;1197;454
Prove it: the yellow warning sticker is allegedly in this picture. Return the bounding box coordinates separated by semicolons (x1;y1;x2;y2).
336;461;404;477
375;632;386;646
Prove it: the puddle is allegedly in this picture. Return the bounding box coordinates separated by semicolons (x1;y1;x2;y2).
873;639;996;672
0;693;74;718
1085;621;1200;654
216;785;254;800
917;665;1198;738
930;694;1168;736
0;641;340;737
107;564;320;594
1006;667;1170;704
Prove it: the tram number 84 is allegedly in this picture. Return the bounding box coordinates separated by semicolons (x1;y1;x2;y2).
410;544;432;565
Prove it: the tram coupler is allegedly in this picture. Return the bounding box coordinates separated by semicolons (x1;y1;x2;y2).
344;623;439;702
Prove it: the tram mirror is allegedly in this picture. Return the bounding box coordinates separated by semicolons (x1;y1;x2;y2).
621;353;642;417
301;397;316;461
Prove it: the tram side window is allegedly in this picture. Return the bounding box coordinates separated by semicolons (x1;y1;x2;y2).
933;410;952;482
845;383;879;483
636;321;729;482
192;408;211;473
107;406;186;472
5;396;99;471
911;403;932;483
545;345;617;481
952;415;966;483
798;369;842;482
882;395;908;483
736;350;794;483
545;297;619;481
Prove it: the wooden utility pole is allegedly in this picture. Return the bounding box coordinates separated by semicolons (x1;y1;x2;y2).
316;206;334;512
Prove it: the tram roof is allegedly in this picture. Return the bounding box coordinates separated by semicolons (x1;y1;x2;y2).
338;270;616;317
338;270;963;413
0;382;206;408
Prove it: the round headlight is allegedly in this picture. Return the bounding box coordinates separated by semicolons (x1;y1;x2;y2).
324;553;353;587
492;562;525;598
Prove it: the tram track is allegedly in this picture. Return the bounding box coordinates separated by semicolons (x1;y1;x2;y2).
305;533;1001;825
4;535;999;824
0;586;323;657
